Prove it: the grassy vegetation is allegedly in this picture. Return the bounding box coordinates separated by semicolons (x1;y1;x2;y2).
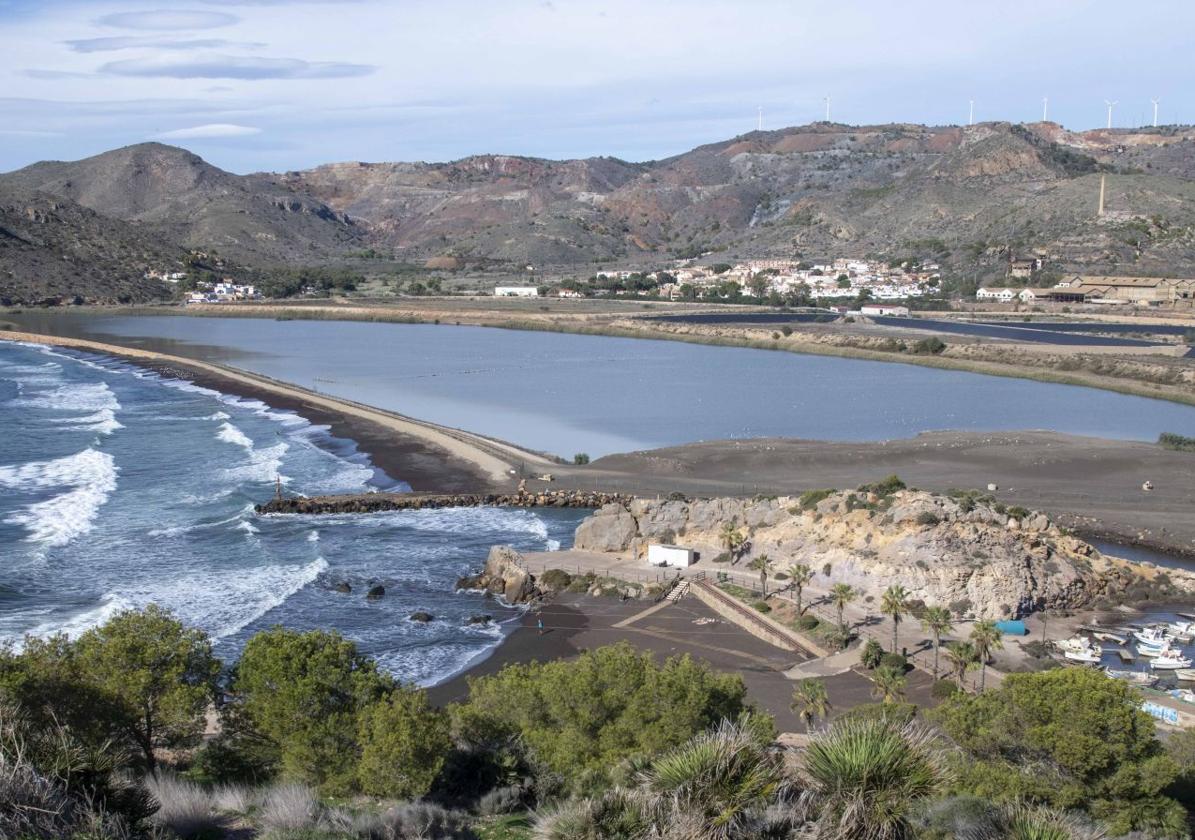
1159;432;1195;452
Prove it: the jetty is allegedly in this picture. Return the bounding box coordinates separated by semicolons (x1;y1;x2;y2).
256;489;629;515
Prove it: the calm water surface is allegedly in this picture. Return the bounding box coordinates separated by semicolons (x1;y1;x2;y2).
10;313;1195;458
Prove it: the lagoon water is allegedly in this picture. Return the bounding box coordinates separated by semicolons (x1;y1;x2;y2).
11;313;1195;459
0;341;583;684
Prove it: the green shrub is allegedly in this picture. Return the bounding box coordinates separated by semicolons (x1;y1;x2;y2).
573;453;591;465
910;337;947;355
880;653;909;672
356;687;451;799
539;569;573;591
1158;432;1195;452
450;642;759;790
915;511;941;526
860;639;884;669
752;601;772;614
1006;506;1030;520
796;614;820;631
858;475;906;496
931;680;961;700
798;488;836;510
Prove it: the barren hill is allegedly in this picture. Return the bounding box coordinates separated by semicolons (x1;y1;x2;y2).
5;121;1195;303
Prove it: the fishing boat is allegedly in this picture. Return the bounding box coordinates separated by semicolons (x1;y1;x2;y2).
1134;626;1171;647
1063;641;1103;664
1150;651;1194;670
1092;631;1128;645
1104;668;1158;687
1056;636;1093;654
1175;669;1195;681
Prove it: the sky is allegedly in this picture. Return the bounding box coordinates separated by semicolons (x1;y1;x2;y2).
0;0;1192;174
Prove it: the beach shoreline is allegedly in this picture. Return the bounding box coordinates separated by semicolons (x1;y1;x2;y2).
4;328;1194;556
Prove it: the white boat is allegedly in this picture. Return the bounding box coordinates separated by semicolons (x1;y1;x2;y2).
1134;627;1170;647
1105;668;1158;687
1056;636;1093;654
1175;669;1195;681
1169;621;1195;637
1150;652;1194;670
1063;641;1103;664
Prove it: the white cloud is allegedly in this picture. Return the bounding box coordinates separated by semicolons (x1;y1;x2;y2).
97;10;239;31
66;36;265;52
154;122;262;139
100;54;374;79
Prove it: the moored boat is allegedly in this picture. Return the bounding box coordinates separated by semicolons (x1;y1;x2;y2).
1150;651;1194;670
1105;668;1158;687
1176;669;1195;681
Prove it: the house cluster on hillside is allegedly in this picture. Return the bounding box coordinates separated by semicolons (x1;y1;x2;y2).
978;275;1195;306
185;281;260;304
581;258;941;301
145;269;187;283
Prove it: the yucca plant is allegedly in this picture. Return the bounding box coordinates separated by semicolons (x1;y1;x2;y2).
791;679;831;730
963;801;1107;840
800;717;948;840
870;665;908;705
532;787;649;840
639;717;788;839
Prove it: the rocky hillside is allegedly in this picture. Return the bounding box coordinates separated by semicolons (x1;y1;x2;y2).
284;122;1195;274
0;143;363;266
0;188;177;304
6;122;1195;302
572;487;1191;618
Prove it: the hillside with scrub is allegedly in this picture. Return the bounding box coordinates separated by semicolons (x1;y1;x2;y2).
3;603;1194;839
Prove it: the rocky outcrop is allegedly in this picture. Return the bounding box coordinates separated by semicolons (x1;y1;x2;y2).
574;503;639;551
455;545;540;604
571;490;1195;619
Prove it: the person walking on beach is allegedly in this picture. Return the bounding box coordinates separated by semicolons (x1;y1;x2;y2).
537;615;544;635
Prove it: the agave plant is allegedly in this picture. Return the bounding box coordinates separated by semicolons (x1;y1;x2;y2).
800;717;949;840
639;717;788;840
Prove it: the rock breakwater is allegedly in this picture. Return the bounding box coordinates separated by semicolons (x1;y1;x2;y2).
256;489;629;515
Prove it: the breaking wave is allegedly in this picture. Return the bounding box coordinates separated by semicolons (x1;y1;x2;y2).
0;449;118;547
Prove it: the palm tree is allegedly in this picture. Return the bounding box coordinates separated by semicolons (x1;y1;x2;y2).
944;640;976;689
791;678;831;730
638;716;787;838
880;585;910;653
800;718;947;840
970;619;1004;691
720;521;745;563
787;563;813;615
747;554;773;596
921;606;954;680
870;665;908;705
829;583;856;635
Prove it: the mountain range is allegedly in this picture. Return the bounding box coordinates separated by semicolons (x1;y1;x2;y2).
4;121;1195;303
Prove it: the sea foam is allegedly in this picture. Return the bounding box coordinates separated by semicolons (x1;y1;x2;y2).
0;449;119;547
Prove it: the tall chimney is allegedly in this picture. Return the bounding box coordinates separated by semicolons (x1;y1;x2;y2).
1098;174;1106;217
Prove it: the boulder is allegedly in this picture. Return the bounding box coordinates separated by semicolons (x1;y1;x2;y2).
409;611;434;623
574;504;638;552
468;614;492;625
365;584;385;600
455;546;541;604
331;581;352;594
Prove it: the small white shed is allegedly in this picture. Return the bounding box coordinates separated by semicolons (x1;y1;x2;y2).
648;544;695;568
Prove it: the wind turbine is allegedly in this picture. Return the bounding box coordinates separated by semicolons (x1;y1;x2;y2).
968;99;974;126
1151;97;1160;127
1042;96;1048;122
824;95;831;122
1105;99;1117;129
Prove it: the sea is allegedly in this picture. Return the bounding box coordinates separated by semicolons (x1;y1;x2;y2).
0;341;585;685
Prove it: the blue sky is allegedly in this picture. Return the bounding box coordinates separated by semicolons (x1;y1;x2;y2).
0;0;1191;173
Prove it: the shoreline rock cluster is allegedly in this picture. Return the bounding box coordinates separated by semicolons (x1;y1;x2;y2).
455;545;541;604
256;489;630;516
573;488;1195;619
